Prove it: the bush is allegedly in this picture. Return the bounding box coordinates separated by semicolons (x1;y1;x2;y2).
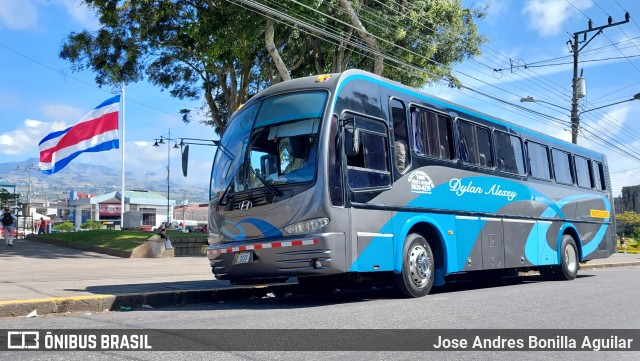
53;221;74;232
80;220;103;230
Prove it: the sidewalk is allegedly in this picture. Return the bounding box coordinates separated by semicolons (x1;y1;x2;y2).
0;238;639;317
0;238;292;317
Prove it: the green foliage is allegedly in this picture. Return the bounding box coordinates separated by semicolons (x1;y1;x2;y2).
0;188;18;208
616;211;640;228
80;220;104;230
53;221;74;232
633;227;640;241
60;0;487;133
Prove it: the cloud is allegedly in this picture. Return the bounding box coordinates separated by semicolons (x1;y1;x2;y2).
57;0;100;30
42;103;84;123
581;106;628;141
0;119;55;155
0;0;38;30
482;0;509;22
522;0;593;37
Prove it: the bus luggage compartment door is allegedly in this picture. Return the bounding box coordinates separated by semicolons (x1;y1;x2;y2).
480;217;505;270
455;216;482;271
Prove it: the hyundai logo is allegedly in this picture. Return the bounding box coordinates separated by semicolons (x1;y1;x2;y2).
239;200;253;211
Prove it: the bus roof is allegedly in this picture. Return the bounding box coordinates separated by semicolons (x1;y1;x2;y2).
242;69;605;159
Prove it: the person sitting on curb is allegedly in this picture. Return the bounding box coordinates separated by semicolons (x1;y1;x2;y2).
158;227;173;249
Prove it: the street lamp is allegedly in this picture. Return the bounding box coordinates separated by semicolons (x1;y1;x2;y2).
520;96;570;112
153;129;180;227
520;93;640;143
579;93;640;115
15;163;36;217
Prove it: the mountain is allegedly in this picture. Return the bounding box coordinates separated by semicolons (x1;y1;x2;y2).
0;158;209;204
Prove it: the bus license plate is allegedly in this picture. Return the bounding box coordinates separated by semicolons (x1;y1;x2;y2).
233;251;252;265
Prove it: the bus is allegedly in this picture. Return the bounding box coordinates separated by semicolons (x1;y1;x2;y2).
205;69;616;297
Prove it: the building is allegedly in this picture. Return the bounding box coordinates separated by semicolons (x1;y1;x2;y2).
173;203;209;231
68;190;175;230
618;185;640;214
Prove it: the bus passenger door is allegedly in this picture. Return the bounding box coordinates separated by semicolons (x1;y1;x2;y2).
343;113;394;272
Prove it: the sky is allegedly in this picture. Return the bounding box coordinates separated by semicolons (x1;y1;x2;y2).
0;0;639;198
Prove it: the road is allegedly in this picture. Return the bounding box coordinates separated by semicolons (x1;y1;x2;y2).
2;267;639;360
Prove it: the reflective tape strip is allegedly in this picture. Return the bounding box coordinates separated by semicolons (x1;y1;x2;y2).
208;239;318;256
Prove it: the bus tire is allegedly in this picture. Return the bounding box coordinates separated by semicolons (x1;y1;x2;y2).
394;233;434;298
540;235;579;281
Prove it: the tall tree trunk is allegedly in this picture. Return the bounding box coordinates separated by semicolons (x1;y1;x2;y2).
339;0;383;74
265;18;291;81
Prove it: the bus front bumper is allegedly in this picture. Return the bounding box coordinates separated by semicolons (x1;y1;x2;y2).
207;233;346;281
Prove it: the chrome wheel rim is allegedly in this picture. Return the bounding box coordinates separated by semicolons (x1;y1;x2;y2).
564;243;577;272
409;243;431;288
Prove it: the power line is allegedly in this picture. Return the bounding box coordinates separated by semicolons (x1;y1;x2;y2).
229;0;640;164
0;42;194;120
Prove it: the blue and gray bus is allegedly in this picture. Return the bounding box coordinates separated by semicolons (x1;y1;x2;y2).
206;69;615;297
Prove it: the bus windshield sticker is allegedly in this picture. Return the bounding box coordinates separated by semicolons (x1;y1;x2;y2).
408;170;434;194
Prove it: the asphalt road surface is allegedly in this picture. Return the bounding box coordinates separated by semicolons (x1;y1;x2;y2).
2;267;639;360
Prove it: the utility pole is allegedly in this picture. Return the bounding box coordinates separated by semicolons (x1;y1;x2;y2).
570;12;630;144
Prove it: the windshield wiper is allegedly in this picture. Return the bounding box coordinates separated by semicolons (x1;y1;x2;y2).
250;166;283;197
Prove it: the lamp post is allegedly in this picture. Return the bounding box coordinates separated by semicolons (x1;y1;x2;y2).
520;93;640;142
15;163;36;217
153;129;180;227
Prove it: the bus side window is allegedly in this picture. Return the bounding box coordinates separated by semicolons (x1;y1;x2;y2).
458;120;493;167
552;149;574;185
345;117;391;189
527;141;551;180
410;107;453;160
593;161;606;191
574;155;593;188
495;131;525;175
390;98;409;173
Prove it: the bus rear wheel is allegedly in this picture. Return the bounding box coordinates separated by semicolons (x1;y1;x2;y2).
540;235;579;281
394;233;434;298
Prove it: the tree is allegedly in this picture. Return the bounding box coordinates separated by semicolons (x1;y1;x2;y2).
81;220;104;230
616;211;640;233
61;0;486;133
54;221;74;232
0;188;17;208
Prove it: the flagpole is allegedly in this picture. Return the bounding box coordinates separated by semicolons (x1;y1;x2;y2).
120;83;126;230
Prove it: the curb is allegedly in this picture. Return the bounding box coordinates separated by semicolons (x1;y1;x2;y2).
0;284;296;318
579;261;640;270
2;262;638;318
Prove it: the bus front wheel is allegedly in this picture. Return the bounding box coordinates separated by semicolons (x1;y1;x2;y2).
394;233;434;298
540;235;579;281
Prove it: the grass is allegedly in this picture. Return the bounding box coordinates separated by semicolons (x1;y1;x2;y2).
42;230;207;252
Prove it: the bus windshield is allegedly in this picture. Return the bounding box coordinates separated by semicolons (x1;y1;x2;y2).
210;91;327;201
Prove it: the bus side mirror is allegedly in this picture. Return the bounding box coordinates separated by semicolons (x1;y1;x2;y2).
345;126;360;157
181;144;190;177
343;117;360;156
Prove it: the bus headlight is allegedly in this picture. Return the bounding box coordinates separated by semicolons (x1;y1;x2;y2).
208;232;224;245
284;218;330;235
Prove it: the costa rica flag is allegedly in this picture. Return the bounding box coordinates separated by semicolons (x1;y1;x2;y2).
39;95;120;174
